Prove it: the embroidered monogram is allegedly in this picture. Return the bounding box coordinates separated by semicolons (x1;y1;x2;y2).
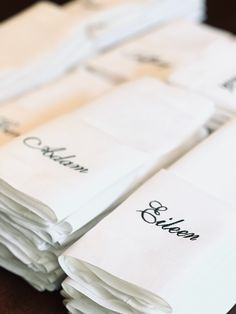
137;200;199;241
124;52;170;68
23;137;89;173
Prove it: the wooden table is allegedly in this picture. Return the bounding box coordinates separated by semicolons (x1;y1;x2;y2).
0;1;235;313
0;268;66;314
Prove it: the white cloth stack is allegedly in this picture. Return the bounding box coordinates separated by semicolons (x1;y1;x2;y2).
0;67;113;145
0;1;90;102
59;169;236;314
64;0;207;51
87;20;232;82
170;41;236;130
59;120;236;314
0;78;213;290
0;0;207;102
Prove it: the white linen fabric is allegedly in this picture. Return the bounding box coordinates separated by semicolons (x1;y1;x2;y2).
0;78;213;290
0;67;113;145
59;169;236;314
0;1;91;102
170;41;236;130
87;20;232;82
0;0;206;102
170;118;236;207
64;0;207;51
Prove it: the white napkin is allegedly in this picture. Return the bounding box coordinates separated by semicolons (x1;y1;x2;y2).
0;78;213;290
87;19;232;82
170;118;236;208
0;77;213;226
0;1;93;102
170;41;236;130
0;67;113;145
0;0;150;102
0;1;74;71
64;0;207;51
59;169;236;314
0;0;207;102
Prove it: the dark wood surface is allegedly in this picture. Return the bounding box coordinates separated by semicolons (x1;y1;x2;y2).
207;0;236;34
0;268;66;314
0;1;235;313
0;0;69;22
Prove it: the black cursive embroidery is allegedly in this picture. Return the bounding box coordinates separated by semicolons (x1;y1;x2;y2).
125;52;170;68
0;117;20;137
137;200;199;241
222;76;236;92
23;137;88;173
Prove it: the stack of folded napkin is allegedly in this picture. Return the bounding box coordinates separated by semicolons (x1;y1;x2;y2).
0;67;113;145
0;1;90;102
170;41;236;130
0;78;213;290
65;0;207;50
59;119;236;314
0;0;207;102
87;20;232;82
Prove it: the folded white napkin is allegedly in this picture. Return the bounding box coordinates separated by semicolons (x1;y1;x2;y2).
87;20;232;82
0;0;207;102
0;78;213;290
0;1;92;102
170;118;236;208
62;0;150;50
0;67;113;145
64;0;207;51
0;1;150;102
0;1;74;71
59;169;236;314
170;41;236;130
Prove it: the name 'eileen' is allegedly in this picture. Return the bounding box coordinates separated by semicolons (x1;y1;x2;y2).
23;137;88;173
137;200;199;241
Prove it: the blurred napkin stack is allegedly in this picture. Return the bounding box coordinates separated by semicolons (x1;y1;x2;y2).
0;78;213;290
87;20;232;82
0;0;207;103
64;0;207;51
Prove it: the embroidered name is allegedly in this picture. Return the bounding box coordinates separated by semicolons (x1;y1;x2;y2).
125;52;170;68
137;200;199;241
23;137;88;173
222;76;236;92
0;117;20;137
